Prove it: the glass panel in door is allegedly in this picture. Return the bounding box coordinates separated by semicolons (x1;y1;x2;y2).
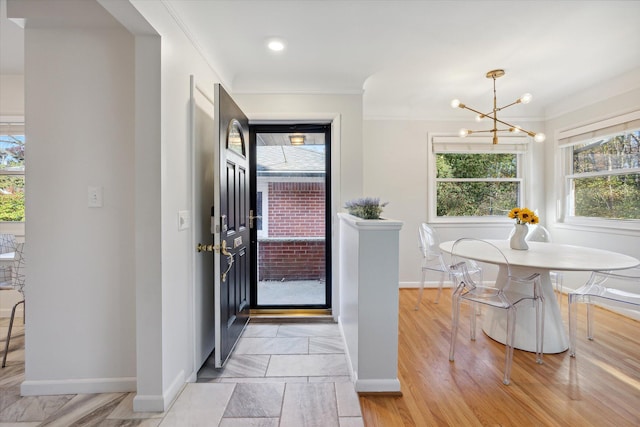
253;128;330;308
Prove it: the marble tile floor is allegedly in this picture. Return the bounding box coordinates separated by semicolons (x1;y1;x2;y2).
0;318;364;426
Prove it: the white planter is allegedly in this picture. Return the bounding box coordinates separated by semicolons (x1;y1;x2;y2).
338;213;403;394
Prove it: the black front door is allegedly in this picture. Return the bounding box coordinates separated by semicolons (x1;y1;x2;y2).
213;84;250;367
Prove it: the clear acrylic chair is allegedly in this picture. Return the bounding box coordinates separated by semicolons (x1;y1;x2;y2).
0;234;16;283
1;242;25;368
415;223;482;309
525;225;564;293
448;238;545;385
0;234;16;254
568;266;640;357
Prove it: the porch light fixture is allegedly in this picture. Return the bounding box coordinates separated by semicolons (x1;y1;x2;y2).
451;69;546;144
289;134;305;145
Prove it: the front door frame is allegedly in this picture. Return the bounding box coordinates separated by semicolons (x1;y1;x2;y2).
249;123;333;311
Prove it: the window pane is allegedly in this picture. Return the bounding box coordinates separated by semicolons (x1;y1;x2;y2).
0;134;25;171
0;132;25;222
572;174;640;220
0;175;25;221
436;181;519;217
573;131;640;174
436;153;517;178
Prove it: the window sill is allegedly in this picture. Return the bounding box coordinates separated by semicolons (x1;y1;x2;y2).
427;217;515;226
555;219;640;236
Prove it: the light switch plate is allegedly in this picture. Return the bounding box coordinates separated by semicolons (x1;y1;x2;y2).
178;210;191;230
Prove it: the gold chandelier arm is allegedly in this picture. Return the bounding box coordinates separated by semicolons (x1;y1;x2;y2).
466;128;513;135
496;99;522;111
480;113;537;137
460;107;537;136
458;104;486;117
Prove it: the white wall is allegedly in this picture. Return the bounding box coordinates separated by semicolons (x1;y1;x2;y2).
20;13;137;393
0;74;24;115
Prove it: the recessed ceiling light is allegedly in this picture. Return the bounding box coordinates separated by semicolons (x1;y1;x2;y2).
267;39;285;52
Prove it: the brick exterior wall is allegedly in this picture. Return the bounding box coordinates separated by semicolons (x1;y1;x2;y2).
258;181;326;281
268;182;325;237
258;239;325;281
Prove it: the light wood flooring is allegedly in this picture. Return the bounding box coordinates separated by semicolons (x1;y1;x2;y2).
360;289;640;427
1;288;639;426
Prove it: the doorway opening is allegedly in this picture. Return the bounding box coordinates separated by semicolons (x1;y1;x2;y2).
249;124;331;311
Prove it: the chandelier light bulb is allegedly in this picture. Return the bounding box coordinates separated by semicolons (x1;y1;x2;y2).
520;93;533;104
459;128;469;137
451;99;461;108
534;133;546;143
475;114;483;122
510;126;521;134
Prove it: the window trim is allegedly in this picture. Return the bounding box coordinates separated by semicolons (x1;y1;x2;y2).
556;110;640;230
427;133;532;224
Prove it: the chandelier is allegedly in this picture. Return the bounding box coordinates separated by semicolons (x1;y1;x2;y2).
451;69;545;144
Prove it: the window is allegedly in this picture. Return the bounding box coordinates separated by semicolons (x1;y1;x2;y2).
561;126;640;222
0;122;25;222
429;135;530;221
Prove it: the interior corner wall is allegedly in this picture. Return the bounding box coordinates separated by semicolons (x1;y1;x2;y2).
21;24;137;394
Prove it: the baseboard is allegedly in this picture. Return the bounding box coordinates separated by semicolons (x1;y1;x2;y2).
337;318;356;383
354;378;402;394
165;369;186;410
21;376;136;396
133;370;186;412
132;394;165;412
399;281;451;289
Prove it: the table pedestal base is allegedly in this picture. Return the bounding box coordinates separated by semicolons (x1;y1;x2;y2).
482;267;569;354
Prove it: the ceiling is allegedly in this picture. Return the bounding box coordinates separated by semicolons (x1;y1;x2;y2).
2;0;640;120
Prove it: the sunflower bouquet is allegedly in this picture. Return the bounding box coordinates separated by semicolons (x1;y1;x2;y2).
508;207;539;225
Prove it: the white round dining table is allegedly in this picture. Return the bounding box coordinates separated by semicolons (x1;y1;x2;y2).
439;239;640;353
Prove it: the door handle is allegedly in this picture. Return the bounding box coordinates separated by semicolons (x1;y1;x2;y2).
196;240;235;282
249;209;262;229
